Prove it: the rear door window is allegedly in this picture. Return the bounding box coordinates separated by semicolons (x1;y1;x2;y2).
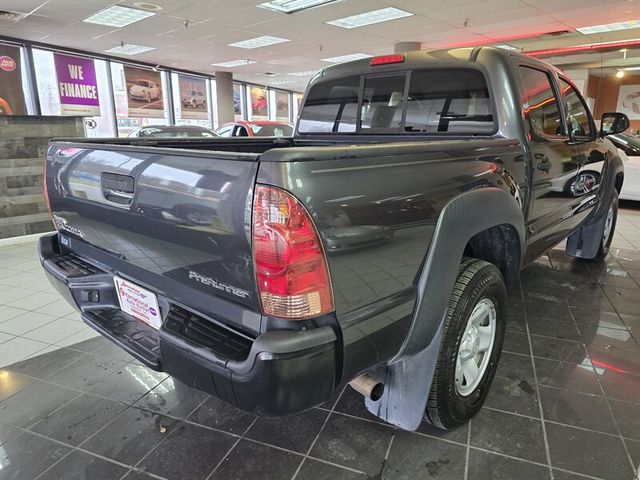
518;66;564;138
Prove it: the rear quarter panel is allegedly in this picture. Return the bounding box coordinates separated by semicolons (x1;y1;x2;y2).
258;139;525;380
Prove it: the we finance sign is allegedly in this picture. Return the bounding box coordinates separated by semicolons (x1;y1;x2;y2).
54;53;100;116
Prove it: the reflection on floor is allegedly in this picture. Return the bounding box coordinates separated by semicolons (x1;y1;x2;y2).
1;205;640;479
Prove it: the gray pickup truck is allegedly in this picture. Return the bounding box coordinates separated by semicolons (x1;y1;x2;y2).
39;47;628;431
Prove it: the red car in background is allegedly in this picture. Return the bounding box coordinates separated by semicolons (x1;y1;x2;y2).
215;120;294;137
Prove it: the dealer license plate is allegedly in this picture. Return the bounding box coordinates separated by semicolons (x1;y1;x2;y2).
114;276;161;330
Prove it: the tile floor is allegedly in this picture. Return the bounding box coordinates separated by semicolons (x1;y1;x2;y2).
1;206;640;479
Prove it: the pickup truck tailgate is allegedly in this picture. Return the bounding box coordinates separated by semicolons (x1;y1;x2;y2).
45;142;261;333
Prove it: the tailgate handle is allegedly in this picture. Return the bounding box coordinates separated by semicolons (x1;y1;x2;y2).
101;172;135;206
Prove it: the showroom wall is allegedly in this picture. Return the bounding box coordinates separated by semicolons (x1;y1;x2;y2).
0;38;301;137
0;116;84;239
587;73;640;132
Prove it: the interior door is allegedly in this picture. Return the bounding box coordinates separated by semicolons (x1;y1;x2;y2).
518;65;580;260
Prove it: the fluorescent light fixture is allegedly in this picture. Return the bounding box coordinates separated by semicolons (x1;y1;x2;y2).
326;7;413;29
496;44;520;51
287;70;318;76
577;20;640;34
84;5;155;28
258;0;340;14
229;35;290;49
624;66;640;71
321;53;371;63
211;60;257;67
105;43;156;55
270;80;296;85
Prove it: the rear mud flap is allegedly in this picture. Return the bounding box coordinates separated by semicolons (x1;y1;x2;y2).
364;320;445;431
566;212;606;260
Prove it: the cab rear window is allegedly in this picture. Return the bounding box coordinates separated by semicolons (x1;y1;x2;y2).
297;68;495;135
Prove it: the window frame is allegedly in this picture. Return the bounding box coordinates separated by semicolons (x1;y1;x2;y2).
297;65;499;136
557;75;597;142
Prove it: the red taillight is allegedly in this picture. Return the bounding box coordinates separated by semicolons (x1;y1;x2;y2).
370;54;405;66
252;185;334;320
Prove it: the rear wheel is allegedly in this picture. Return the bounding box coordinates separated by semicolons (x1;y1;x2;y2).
424;258;506;430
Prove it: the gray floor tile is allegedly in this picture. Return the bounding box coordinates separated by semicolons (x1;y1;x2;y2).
381;430;466;479
468;449;550;480
310;414;393;475
470;408;546;463
545;422;634;479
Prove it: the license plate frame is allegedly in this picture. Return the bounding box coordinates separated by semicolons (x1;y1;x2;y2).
114;276;162;330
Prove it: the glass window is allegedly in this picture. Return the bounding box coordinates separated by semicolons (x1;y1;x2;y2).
233;83;244;120
560;78;593;138
217;125;233;137
274;90;290;122
405;69;493;134
249;124;293;137
360;75;405;131
519;66;563;138
298;75;359;133
298;69;494;135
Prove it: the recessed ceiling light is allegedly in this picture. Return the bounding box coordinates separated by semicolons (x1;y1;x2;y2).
321;53;371;63
211;60;258;68
576;20;640;34
84;5;155;28
326;7;413;29
229;35;290;49
258;0;340;14
133;2;163;12
105;43;156;55
287;70;318;76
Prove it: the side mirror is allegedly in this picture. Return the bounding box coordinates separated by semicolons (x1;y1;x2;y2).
600;112;630;136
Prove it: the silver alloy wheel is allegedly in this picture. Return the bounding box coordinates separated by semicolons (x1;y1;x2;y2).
603;204;614;246
455;297;497;397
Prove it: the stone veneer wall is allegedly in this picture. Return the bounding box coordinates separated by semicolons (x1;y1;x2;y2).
0;116;85;239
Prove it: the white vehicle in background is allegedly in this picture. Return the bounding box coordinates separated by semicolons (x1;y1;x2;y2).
182;90;207;109
129;80;161;102
608;133;640;201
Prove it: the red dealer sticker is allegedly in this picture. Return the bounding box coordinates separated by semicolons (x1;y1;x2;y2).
114;276;161;330
0;56;16;72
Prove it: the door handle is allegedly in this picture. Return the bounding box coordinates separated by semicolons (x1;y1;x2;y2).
536;158;551;172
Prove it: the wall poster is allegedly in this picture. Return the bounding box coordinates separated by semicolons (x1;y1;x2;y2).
0;44;27;115
54;53;100;116
124;65;164;118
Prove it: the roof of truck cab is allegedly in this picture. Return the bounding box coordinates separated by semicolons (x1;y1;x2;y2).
314;46;561;82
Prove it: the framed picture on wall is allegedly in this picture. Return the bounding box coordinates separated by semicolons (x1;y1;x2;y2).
617;84;640;120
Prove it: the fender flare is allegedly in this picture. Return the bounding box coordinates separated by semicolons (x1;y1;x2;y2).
365;187;525;431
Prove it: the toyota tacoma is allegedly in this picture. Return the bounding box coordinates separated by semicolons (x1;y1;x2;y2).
40;47;627;431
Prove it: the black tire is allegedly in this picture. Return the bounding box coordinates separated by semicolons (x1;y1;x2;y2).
594;190;619;260
424;258;507;430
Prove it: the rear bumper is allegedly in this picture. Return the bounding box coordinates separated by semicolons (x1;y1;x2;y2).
39;232;337;415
